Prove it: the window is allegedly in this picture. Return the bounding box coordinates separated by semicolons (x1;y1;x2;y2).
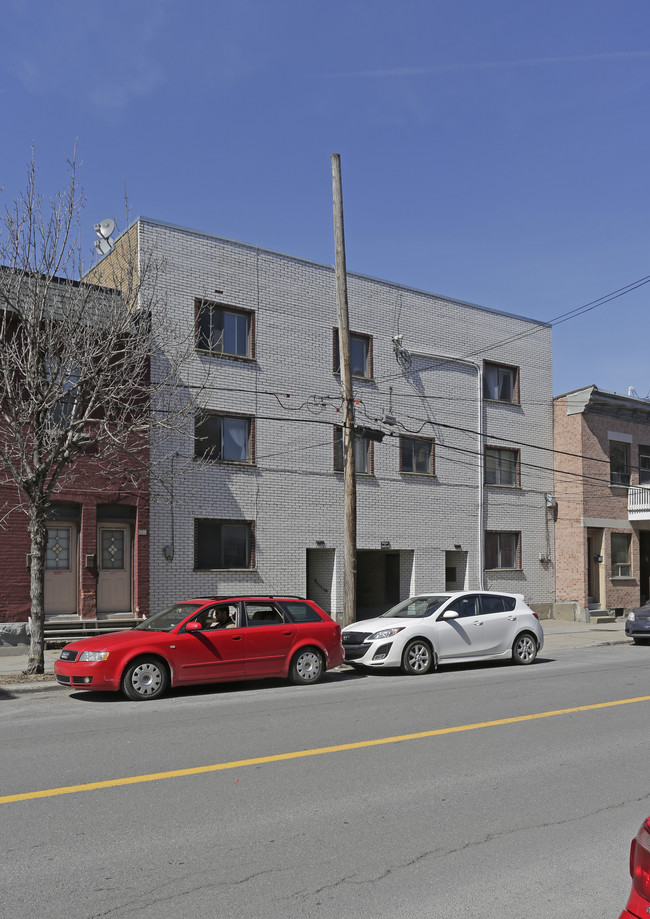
46;527;71;571
400;436;434;475
610;441;630;486
195;413;253;463
245;602;285;625
333;329;372;379
485;532;521;570
334;426;372;474
194;520;253;570
196;299;253;358
485;447;519;486
444;594;480;617
611;533;631;577
639;447;650;485
100;529;125;570
283;601;324;623
46;359;80;426
483;362;519;404
479;594;516;613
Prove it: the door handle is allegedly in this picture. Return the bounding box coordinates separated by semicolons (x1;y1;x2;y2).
507;616;517;621
230;635;243;641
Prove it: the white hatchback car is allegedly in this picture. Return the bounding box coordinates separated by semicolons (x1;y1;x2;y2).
341;591;544;675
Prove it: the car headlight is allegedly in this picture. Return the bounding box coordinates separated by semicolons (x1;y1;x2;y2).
627;612;636;621
368;627;405;641
79;651;110;662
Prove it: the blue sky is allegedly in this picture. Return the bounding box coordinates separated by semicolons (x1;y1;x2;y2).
2;0;649;397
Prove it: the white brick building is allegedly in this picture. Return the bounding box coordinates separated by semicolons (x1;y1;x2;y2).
105;218;555;620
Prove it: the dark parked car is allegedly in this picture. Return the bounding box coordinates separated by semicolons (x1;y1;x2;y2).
54;596;344;700
619;817;650;918
625;602;650;644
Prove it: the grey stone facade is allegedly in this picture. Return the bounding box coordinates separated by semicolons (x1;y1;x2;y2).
138;218;554;620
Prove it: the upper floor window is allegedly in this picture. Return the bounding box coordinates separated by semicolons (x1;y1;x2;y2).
400;436;435;475
485;531;521;570
611;533;631;577
194;519;253;570
639;446;650;485
484;362;519;404
610;441;630;486
333;329;372;379
196;299;253;358
485;447;520;487
195;413;253;463
334;426;372;474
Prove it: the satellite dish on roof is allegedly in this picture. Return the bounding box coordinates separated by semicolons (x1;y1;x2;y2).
93;218;116;256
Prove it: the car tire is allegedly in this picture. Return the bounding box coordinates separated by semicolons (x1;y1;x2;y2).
401;639;435;675
121;657;169;701
632;637;650;645
512;633;538;665
290;648;324;685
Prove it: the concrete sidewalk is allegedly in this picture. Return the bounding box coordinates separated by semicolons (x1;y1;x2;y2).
0;617;633;696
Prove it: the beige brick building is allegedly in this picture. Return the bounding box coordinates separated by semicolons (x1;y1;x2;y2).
554;386;650;618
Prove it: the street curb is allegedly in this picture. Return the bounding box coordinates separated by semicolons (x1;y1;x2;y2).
0;681;61;695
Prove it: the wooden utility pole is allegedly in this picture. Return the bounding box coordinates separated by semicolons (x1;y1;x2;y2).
331;153;357;627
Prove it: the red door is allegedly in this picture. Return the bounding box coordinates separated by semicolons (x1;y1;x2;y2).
172;604;246;684
243;602;297;676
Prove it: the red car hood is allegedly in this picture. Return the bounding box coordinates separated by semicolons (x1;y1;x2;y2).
62;629;163;653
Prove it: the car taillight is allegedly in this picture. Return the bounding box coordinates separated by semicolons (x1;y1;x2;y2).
630;818;650;899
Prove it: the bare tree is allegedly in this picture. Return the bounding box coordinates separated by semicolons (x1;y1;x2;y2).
0;150;195;673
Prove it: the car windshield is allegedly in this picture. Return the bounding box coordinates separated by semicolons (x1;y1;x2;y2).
134;603;202;632
380;596;450;618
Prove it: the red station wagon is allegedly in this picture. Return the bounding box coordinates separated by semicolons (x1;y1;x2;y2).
54;596;344;701
619;817;650;918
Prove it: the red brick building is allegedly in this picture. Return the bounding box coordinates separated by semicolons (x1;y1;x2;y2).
554;386;650;618
0;476;149;629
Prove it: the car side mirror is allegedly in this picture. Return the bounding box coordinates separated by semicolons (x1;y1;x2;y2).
442;609;459;620
185;621;203;631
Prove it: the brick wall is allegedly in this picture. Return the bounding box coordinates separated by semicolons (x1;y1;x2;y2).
554;390;650;613
139;219;555;618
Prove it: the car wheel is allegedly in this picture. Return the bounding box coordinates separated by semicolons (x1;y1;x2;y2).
512;633;537;665
401;639;435;675
290;648;324;685
121;657;169;701
632;637;650;645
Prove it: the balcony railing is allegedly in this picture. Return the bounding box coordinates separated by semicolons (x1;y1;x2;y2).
628;485;650;520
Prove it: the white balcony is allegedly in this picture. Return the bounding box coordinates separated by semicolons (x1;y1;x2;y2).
628;485;650;520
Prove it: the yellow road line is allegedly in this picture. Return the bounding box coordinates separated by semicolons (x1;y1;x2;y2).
3;695;650;805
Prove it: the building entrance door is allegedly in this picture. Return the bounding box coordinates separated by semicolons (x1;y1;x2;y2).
587;529;604;608
97;524;132;614
640;531;650;605
44;524;78;614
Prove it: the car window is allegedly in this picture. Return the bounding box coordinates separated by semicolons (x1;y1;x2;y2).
381;596;450;618
134;603;201;631
197;604;238;630
503;596;516;611
444;595;480;618
480;595;506;614
283;601;323;623
245;603;285;626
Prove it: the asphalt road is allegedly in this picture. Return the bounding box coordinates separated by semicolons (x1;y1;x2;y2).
2;642;649;918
